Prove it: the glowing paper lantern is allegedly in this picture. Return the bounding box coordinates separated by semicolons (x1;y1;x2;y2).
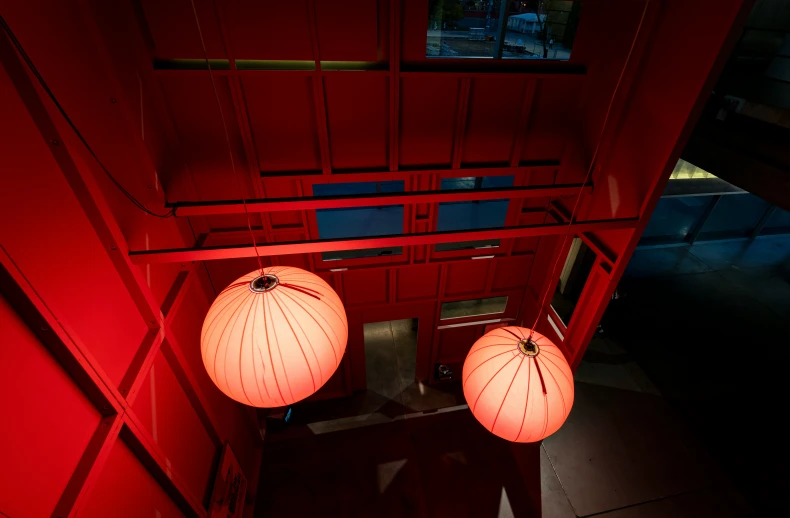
201;267;347;407
462;326;573;442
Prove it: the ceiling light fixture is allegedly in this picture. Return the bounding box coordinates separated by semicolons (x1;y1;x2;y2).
201;267;347;407
462;326;573;442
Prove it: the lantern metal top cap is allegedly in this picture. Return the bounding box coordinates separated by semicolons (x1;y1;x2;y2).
250;273;279;293
518;339;540;357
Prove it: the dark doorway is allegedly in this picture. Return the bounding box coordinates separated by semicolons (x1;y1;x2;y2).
363;318;419;402
551;237;597;325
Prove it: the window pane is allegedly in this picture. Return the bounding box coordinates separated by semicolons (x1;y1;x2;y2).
437;200;510;232
427;1;503;58
316;206;403;239
436;176;513;251
322;247;403;261
551;238;595;326
435;239;500;252
698;194;771;239
504;1;580;61
425;1;579;61
440;296;508;320
669;159;718;180
312;181;404;196
640;196;712;243
314;181;405;261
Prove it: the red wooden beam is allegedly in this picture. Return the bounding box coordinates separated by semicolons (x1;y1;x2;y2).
171;183;593;216
53;414;124;518
306;0;333;175
129;217;638;264
0;246;123;414
121;415;209;518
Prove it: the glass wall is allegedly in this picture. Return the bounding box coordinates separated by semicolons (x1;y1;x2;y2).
640;194;788;246
640;197;711;244
698;194;771;240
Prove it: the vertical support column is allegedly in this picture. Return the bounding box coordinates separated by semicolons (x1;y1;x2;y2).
686;194;720;245
751;204;776;239
451;78;471;169
493;0;511;59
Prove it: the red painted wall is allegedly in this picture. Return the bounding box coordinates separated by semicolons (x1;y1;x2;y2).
0;295;100;517
0;2;262;516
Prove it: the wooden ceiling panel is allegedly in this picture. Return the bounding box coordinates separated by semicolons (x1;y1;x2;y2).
314;0;381;61
158;75;251;201
462;77;529;166
224;0;314;60
139;0;225;59
491;255;534;291
324;74;389;170
399;76;459;168
243;76;322;173
521;79;582;163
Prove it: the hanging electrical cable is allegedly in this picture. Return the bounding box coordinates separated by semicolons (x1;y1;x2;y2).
189;0;349;408
0;15;175;218
527;1;650;340
188;0;264;274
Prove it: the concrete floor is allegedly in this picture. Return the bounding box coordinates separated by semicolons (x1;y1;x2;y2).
604;237;790;516
256;238;788;517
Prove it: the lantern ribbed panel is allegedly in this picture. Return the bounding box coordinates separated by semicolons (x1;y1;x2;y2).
201;267;348;407
462;326;573;442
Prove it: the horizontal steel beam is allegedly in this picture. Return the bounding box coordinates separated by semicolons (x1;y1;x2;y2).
171;183;593;216
238;163;559;183
129;217;639;264
152;62;586;79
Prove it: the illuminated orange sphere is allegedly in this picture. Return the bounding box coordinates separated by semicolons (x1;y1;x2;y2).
462;326;573;442
201;267;347;407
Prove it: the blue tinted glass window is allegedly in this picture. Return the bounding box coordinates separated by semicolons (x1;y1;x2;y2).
435;176;513;252
313;181;405;260
312;181;403;197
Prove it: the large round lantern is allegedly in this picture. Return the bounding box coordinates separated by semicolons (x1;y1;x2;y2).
201;267;347;407
462;326;573;442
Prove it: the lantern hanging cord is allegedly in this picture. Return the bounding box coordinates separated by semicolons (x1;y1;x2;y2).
0;16;175;218
528;0;650;341
189;0;264;275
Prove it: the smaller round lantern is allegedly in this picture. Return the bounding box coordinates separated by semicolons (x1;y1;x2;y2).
462;326;573;442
